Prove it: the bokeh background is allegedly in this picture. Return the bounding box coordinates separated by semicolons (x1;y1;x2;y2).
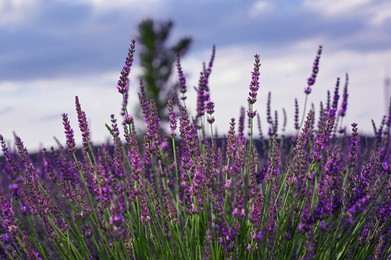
1;0;390;152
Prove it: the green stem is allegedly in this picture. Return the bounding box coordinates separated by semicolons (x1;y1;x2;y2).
297;94;309;135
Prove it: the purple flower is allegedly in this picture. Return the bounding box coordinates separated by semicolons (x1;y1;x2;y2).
289;110;314;198
383;161;389;171
120;88;129;117
123;114;133;125
270;110;278;137
282;108;287;135
347;194;370;220
247;54;261;105
204;45;216;80
238;107;245;141
247;244;252;252
62;113;76;153
294;98;300;130
196;72;207;119
110;114;120;138
328;78;340;118
109;197;124;232
117;39;136;94
75;96;91;152
206;100;215;124
224;179;231;189
138;80;150;120
226;118;236;159
168;96;177;137
338;74;349;117
176;54;187;101
23;234;42;260
0;135;21;179
265;136;280;180
312;109;335;161
304;45;322;94
201;46;216;102
0;187;18;236
348;123;360;168
250;192;263;226
1;233;9;243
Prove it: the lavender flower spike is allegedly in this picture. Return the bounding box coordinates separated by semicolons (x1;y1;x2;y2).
206;100;215;124
75;96;91;152
247;54;261;105
168;96;177;137
117;39;136;94
339;74;349;117
247;54;261;118
176;54;187;101
62;113;76;153
294;98;300;130
304;45;322;94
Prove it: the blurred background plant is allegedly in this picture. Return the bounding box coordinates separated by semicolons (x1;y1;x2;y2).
137;19;192;122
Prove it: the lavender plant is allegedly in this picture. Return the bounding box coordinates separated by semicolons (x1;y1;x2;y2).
0;39;390;260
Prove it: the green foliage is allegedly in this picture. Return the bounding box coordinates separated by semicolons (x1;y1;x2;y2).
137;19;192;121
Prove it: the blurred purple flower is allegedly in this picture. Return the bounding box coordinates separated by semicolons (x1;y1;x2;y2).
168;96;177;137
176;54;187;101
294;98;300;130
206;100;215;124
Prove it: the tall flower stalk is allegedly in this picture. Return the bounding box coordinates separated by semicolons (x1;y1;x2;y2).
298;45;322;133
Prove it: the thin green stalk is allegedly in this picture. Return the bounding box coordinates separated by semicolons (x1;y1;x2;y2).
297;94;309;134
209;121;214;144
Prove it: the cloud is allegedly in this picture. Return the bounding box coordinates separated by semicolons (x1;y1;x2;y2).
303;0;391;26
303;0;371;17
70;0;163;15
249;1;273;17
0;0;40;26
0;106;13;116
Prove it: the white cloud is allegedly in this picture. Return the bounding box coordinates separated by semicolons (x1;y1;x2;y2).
74;0;162;13
303;0;371;17
303;0;391;26
249;0;273;17
366;2;391;26
0;0;40;26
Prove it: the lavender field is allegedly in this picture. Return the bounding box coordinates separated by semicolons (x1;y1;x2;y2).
0;39;390;259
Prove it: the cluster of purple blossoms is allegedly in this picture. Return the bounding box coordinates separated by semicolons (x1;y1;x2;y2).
304;45;322;94
338;74;349;117
117;39;136;94
167;96;177;137
75;96;91;152
247;54;261;118
62;113;76;153
206;100;215;124
176;54;187;101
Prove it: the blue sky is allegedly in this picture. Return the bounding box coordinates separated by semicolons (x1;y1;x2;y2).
1;0;391;151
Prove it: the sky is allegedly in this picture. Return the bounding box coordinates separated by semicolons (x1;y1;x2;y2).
0;0;391;152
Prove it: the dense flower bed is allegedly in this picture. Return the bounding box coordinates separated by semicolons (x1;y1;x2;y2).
0;39;390;259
